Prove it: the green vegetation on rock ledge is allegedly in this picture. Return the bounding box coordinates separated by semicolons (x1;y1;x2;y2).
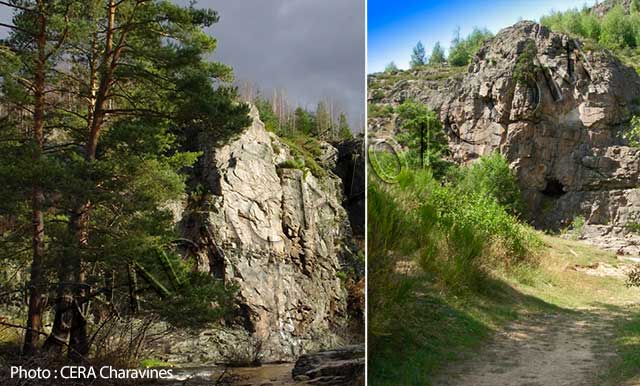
541;1;640;73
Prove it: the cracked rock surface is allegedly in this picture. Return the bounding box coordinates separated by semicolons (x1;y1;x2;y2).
369;21;640;254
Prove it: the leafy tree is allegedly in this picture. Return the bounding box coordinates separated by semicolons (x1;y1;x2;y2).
384;61;398;72
410;41;426;68
601;5;636;49
452;152;523;216
0;0;79;355
428;42;446;65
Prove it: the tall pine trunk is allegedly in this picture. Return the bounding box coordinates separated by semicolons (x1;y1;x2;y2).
23;7;47;355
48;0;117;358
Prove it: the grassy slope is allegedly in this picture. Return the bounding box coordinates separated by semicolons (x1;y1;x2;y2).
370;234;640;386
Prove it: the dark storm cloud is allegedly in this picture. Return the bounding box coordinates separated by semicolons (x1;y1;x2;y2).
0;1;365;130
202;0;365;129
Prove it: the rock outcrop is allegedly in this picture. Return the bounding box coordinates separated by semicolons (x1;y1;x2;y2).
368;21;640;253
333;138;365;242
292;344;365;386
164;107;359;364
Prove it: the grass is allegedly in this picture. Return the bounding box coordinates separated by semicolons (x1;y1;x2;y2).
607;309;640;386
277;136;326;178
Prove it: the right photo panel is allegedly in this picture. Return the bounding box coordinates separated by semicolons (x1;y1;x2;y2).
367;0;640;385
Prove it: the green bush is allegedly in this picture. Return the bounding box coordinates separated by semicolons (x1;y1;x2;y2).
451;152;523;216
541;4;640;53
372;162;538;293
624;115;640;148
368;103;394;118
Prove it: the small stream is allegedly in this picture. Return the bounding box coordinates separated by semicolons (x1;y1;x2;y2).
147;363;306;386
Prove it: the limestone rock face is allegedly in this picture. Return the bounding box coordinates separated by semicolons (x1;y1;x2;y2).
174;106;355;363
369;21;640;253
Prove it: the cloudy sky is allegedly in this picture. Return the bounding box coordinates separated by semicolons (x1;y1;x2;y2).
0;0;366;130
201;0;365;130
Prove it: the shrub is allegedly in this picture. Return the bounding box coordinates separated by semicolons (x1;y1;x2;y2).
566;215;586;240
451;152;523;216
624;115;640;148
513;40;538;85
368;103;394;118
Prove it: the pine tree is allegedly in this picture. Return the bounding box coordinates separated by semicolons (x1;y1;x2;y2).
410;41;426;68
315;101;331;138
0;0;77;355
295;107;315;135
338;112;353;140
2;0;250;358
384;61;398;72
428;42;446;65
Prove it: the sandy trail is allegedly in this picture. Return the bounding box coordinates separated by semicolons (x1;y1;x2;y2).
432;309;626;386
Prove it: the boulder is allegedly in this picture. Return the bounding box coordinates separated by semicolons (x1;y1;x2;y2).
292;344;365;386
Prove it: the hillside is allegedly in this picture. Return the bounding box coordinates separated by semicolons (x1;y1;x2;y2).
368;15;640;386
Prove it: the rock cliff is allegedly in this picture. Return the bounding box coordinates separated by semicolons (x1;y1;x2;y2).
369;21;640;254
163;107;361;364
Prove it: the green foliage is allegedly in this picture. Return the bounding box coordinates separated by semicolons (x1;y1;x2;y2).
368;159;539;384
513;40;539;85
370;160;538;293
626;221;640;234
601;5;637;49
295;107;315;135
448;27;494;67
410;41;426;68
385;61;398;72
0;0;252;346
338;112;353;140
451;152;523;216
428;42;446;65
278;136;326;178
541;4;640;52
255;97;280;132
367;103;394;118
563;215;586;240
278;158;306;171
396;100;451;178
624;115;640;147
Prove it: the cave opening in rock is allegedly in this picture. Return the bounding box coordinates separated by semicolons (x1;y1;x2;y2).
541;178;566;198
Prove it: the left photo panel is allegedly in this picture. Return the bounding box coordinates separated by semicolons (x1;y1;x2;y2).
0;1;365;385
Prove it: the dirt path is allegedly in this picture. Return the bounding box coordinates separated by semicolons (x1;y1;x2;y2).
430;249;640;386
431;308;629;386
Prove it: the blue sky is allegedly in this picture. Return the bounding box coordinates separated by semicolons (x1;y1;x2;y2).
368;0;598;73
